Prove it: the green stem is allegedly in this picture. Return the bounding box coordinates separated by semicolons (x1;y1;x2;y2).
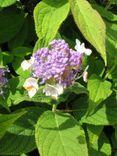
52;104;57;112
56;108;86;113
0;52;3;67
105;1;111;10
104;64;116;79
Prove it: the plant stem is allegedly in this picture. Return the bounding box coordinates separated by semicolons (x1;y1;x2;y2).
0;52;3;67
52;104;57;112
56;108;86;113
104;64;116;79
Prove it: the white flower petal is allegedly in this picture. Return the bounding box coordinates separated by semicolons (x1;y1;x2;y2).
23;77;38;98
43;83;64;100
21;57;35;71
55;84;64;95
21;60;31;71
76;39;81;46
28;88;37;98
83;71;88;82
75;39;83;53
75;39;92;56
29;57;35;65
84;49;92;56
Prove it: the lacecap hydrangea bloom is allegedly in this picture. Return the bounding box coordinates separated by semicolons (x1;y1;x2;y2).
21;39;92;99
0;68;8;96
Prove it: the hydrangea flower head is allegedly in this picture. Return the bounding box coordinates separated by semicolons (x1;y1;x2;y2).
22;39;91;99
32;40;83;86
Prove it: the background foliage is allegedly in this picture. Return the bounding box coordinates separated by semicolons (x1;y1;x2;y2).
0;0;117;155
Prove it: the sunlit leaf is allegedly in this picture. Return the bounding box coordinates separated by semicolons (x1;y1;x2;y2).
35;111;88;156
34;0;70;46
69;0;106;64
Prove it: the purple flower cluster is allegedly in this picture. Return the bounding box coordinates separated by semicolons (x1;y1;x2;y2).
32;39;83;87
0;68;8;95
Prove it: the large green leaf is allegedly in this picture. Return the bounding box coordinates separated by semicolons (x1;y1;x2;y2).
81;92;117;125
35;111;88;156
34;0;70;46
0;111;25;139
8;18;29;49
0;0;17;7
0;8;25;43
88;75;112;112
69;0;106;64
0;107;45;155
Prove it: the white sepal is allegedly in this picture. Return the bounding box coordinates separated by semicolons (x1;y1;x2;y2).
82;66;89;82
43;83;64;100
23;77;39;98
83;71;88;82
75;39;92;56
21;57;35;71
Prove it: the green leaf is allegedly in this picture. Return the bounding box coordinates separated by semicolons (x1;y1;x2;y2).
111;130;117;153
107;65;117;82
73;95;88;121
88;57;104;76
106;21;117;67
34;0;70;46
33;39;45;52
2;52;14;65
109;0;117;4
0;90;12;110
35;111;88;156
98;132;111;156
0;8;25;43
0;111;25;139
33;32;62;52
87;125;103;155
88;75;112;111
0;0;17;7
20;154;27;156
8;76;28;105
12;47;32;58
0;107;45;155
12;47;32;74
8;18;29;49
81;92;117;125
92;3;117;21
69;82;88;95
69;0;106;64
